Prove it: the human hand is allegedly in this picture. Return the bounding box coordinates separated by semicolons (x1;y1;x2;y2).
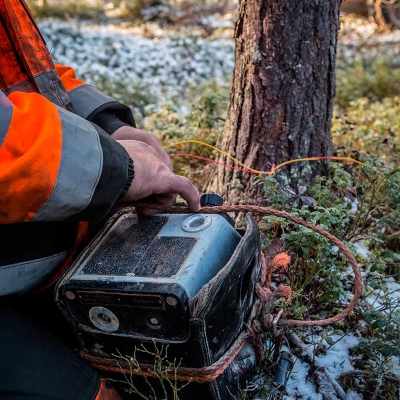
117;140;200;216
112;126;173;171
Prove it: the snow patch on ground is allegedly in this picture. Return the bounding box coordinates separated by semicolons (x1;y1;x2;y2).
286;334;361;399
319;334;360;379
287;359;322;400
392;356;400;377
366;276;400;307
387;278;400;300
39;18;234;117
353;241;370;261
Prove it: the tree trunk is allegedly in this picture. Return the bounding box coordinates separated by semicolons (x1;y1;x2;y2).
203;0;341;205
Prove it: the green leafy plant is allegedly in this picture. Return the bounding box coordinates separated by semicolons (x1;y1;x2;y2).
336;58;400;109
253;157;400;398
332;97;400;169
356;297;400;358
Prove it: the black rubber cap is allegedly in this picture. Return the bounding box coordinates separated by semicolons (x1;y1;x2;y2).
200;193;224;207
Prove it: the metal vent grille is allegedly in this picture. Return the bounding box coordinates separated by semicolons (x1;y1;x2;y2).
82;215;196;277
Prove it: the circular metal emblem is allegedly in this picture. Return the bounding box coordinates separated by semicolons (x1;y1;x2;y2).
89;307;119;332
181;214;212;233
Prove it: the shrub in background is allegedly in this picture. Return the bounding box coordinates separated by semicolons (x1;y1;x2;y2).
336;58;400;109
26;0;106;20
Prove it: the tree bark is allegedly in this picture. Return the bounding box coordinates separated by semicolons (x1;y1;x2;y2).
203;0;341;205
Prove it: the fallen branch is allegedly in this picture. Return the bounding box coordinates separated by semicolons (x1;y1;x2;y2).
339;370;400;385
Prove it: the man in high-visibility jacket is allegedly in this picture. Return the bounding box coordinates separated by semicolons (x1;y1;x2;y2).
0;1;200;399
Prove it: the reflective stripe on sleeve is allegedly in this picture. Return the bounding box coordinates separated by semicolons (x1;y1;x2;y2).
0;251;68;296
0;93;12;147
68;84;118;120
31;107;103;221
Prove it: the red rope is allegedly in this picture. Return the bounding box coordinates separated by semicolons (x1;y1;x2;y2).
169;153;260;174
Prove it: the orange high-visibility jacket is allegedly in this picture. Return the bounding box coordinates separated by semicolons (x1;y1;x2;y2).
0;0;135;296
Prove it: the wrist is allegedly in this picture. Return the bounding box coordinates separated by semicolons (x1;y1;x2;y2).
92;112;131;135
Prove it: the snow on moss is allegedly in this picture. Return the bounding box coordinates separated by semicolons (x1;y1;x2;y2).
39;18;234;116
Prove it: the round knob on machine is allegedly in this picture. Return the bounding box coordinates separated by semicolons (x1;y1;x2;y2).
200;193;223;207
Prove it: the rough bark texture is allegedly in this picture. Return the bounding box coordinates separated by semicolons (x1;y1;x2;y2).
204;0;341;205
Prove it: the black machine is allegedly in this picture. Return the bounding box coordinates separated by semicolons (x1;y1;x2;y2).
55;195;262;399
